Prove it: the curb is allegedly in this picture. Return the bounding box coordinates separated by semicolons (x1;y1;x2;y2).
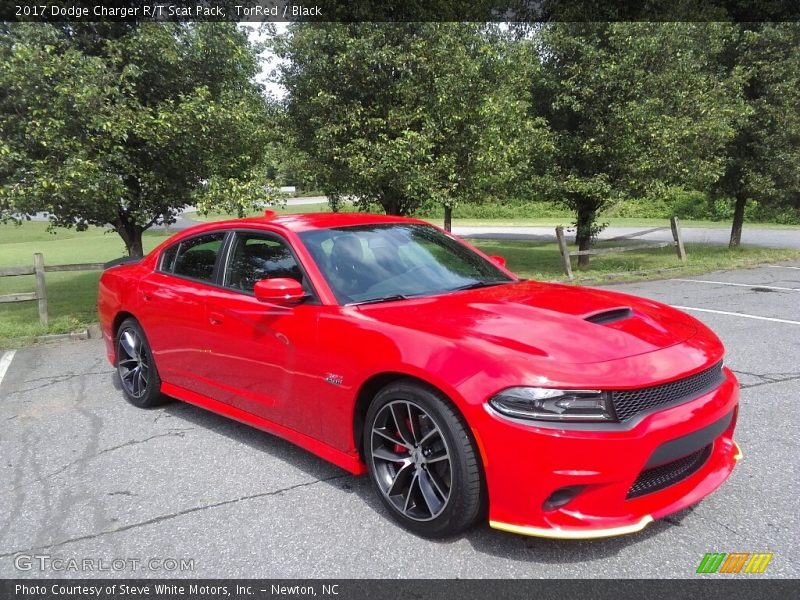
35;323;102;344
34;330;89;343
1;323;102;350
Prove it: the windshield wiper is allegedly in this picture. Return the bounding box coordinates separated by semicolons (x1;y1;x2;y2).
352;282;509;305
351;294;410;306
450;281;506;292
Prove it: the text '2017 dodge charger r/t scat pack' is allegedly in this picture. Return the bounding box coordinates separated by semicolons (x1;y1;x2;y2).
98;211;740;539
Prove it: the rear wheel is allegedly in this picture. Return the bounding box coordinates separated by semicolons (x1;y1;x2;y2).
364;380;484;538
116;318;168;408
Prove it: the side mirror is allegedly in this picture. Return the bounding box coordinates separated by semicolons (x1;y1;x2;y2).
254;278;306;305
488;255;507;268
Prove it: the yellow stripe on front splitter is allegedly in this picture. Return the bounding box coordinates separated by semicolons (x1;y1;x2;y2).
493;441;742;540
489;515;654;540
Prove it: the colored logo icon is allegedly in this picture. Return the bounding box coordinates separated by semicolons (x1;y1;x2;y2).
697;552;773;574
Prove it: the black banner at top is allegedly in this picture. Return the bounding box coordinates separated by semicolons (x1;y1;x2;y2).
4;0;800;23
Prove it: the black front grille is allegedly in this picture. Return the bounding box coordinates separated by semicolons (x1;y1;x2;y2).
627;444;711;499
611;361;725;422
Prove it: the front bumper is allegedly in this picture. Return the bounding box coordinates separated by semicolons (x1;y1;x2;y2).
475;368;740;539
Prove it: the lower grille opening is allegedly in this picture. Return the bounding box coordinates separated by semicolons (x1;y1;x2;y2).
627;444;712;499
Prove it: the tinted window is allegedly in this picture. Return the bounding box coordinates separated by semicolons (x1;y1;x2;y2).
224;232;303;293
299;224;514;304
168;232;226;282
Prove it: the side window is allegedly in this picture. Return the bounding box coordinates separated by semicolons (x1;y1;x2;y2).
224;233;304;293
168;232;226;282
159;244;179;273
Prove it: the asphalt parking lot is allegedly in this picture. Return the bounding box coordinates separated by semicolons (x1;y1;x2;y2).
1;261;798;579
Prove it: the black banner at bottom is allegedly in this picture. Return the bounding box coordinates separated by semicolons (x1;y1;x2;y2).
1;579;798;600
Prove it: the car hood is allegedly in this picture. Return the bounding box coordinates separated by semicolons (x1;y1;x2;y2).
354;280;698;365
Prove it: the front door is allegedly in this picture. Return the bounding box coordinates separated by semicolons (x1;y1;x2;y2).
202;230;322;435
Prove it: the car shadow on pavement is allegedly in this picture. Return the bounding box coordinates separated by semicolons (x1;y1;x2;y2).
147;388;694;563
159;400;348;482
343;469;696;562
155;397;397;525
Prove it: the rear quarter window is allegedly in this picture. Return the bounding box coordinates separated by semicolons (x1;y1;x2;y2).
159;232;226;283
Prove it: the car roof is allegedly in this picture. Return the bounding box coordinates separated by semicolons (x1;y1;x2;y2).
147;211;437;262
225;210;428;233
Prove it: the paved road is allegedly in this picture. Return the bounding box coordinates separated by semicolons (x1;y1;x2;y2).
0;262;798;578
27;199;800;249
453;225;800;249
183;199;800;249
169;216;800;250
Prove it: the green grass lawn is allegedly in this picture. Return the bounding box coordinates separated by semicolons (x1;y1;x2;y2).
471;239;800;283
2;219;799;348
0;222;171;347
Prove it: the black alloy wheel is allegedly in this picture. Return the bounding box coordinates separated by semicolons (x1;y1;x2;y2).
116;318;167;408
365;380;484;537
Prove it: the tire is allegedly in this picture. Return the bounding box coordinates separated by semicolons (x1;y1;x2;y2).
364;379;484;538
115;318;168;408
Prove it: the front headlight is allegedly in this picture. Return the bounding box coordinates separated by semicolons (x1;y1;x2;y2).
488;387;616;422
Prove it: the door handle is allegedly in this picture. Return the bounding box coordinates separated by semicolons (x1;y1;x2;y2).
209;312;224;325
142;293;152;302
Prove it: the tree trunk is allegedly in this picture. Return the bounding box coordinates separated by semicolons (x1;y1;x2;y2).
381;193;405;216
729;194;747;248
575;204;595;270
127;234;144;258
115;216;145;257
443;205;452;232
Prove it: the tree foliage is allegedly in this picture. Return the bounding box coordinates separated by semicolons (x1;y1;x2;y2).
273;23;550;217
713;24;800;247
0;22;275;256
4;21;798;266
528;23;744;267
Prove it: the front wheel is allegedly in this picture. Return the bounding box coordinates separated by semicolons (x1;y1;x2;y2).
116;318;168;408
364;380;484;538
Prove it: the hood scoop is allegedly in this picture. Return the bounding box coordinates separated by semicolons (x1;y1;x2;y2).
584;307;634;325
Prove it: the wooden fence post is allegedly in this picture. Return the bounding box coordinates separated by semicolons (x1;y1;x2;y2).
670;216;687;262
555;226;574;280
33;252;48;327
443;205;452;232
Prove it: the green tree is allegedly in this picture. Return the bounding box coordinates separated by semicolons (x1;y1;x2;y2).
273;23;549;219
714;24;800;247
0;22;275;256
528;23;743;267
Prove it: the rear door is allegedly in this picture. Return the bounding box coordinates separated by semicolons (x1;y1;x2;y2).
137;231;227;396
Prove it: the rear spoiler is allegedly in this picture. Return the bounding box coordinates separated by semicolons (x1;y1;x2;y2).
103;256;142;270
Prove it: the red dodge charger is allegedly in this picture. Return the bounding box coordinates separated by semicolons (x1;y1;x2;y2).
98;212;740;539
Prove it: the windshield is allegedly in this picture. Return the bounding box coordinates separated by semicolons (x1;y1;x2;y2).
299;223;515;305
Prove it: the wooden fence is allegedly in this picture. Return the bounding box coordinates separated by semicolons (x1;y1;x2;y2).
0;222;688;322
0;253;105;326
556;216;687;280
